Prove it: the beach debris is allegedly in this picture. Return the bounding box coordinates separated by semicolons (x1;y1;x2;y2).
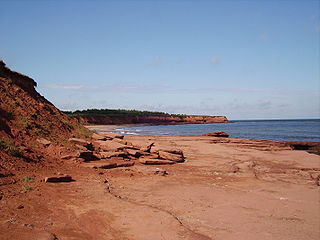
88;161;134;169
78;151;100;162
112;138;128;145
17;204;24;209
140;142;154;152
155;168;169;176
279;197;288;201
139;159;174;165
125;149;143;158
100;132;124;140
99;151;129;159
158;151;184;162
95;141;127;152
202;131;230;137
127;140;154;152
68;138;94;150
92;133;108;141
44;175;73;183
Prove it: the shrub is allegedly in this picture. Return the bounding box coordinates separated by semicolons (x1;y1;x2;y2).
23;176;35;183
0;139;24;158
22;185;33;191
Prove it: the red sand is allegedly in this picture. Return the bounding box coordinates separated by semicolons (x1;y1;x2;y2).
1;135;319;240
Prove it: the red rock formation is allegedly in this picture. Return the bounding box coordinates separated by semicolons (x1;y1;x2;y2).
74;115;229;125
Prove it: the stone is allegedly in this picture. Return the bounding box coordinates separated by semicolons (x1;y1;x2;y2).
79;151;100;162
140;142;154;152
97;141;127;152
112;138;127;145
44;175;73;183
61;152;79;160
139;159;174;165
99;151;129;159
68;138;94;150
68;138;90;145
90;161;134;169
128;140;154;152
155;168;169;176
36;138;51;146
202;131;230;137
125;149;143;158
151;147;183;155
116;162;135;168
75;144;88;151
92;162;117;169
158;151;184;162
100;132;124;139
92;133;107;141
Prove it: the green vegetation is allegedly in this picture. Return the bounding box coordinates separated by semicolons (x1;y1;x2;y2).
23;176;35;183
22;185;33;191
0;139;24;158
64;108;192;117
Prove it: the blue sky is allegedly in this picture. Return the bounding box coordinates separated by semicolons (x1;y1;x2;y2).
1;0;319;120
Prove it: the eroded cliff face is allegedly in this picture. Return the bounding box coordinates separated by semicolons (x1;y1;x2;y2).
0;60;91;178
74;115;229;125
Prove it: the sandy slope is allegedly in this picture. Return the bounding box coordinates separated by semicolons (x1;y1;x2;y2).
1;135;319;240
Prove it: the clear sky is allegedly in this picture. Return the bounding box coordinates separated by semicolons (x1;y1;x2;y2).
1;0;319;120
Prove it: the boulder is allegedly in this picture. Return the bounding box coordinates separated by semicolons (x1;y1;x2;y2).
97;141;127;152
75;144;88;151
140;153;160;159
140;142;154;152
154;168;169;176
45;175;73;183
125;149;143;158
68;138;90;145
151;147;183;155
68;138;94;150
158;151;184;162
112;138;128;145
100;132;124;139
202;131;229;137
36;138;51;147
90;161;134;169
139;159;174;165
99;151;129;159
91;133;107;141
79;151;100;162
128;141;154;152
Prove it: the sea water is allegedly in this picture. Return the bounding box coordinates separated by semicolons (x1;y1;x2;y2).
109;119;320;142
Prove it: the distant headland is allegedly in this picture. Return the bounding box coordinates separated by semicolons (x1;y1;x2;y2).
64;109;230;125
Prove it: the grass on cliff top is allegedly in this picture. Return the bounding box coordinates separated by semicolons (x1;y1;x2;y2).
63;108;224;118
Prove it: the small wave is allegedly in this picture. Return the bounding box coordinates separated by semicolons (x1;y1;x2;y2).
125;132;138;135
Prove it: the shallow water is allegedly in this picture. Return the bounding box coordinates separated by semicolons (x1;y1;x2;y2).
108;119;320;142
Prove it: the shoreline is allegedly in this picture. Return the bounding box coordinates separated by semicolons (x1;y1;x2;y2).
85;123;320;145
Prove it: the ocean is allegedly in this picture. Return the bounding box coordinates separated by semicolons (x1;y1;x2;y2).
109;119;320;142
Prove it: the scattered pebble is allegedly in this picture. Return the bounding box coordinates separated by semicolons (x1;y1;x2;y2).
17;204;24;209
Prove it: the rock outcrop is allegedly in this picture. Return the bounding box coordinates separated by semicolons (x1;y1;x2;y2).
203;131;230;137
66;133;186;167
73;115;229;125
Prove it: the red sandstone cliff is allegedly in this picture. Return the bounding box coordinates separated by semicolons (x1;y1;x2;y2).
74;115;229;125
